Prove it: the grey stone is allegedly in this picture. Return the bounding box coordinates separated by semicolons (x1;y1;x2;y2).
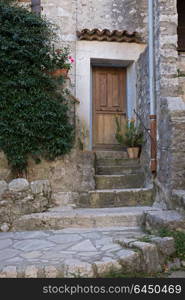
9;179;29;192
130;241;161;273
47;234;82;244
64;260;93;278
0;239;12;250
0;181;8;197
2;266;17;278
167;258;181;271
0;249;20;262
181;261;185;268
69;240;97;252
150;237;175;256
13;239;55;251
25;265;38;278
168;271;185;278
144;210;185;233
45;266;58;278
93;257;122;276
30;180;51;195
13;231;50;240
0;223;10;232
20;251;42;259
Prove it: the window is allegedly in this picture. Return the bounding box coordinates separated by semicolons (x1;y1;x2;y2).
177;0;185;51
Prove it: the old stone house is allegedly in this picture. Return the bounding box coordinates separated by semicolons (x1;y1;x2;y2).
0;0;185;278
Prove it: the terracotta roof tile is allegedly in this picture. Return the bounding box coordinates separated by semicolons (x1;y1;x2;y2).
76;29;142;43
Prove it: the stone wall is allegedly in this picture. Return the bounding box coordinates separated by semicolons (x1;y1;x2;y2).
178;52;185;102
0;149;95;207
154;0;185;209
136;47;151;186
0;179;52;231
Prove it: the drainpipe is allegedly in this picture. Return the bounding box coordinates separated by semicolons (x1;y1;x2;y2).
31;0;42;15
148;0;157;174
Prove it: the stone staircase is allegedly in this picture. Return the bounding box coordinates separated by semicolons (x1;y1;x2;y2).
77;151;153;208
0;151;184;278
12;151;154;231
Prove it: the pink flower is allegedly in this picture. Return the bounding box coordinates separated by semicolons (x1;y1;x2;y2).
69;56;75;63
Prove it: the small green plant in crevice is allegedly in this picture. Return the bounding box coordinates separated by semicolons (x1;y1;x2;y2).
177;69;185;78
0;0;74;176
103;270;166;278
138;236;152;243
158;228;185;261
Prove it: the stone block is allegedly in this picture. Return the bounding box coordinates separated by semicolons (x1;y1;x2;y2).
0;223;10;232
45;266;58;278
144;210;185;233
0;181;8;198
30;180;51;195
9;179;29;192
150;236;175;256
2;266;17;278
64;259;93;278
130;241;161;273
25;265;38;278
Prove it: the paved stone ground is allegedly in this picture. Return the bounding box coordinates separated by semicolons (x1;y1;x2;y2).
0;227;144;278
167;271;185;278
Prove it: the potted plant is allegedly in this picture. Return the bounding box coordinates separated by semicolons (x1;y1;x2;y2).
46;46;75;78
115;117;144;159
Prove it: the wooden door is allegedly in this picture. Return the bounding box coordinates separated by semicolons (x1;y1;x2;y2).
92;67;126;150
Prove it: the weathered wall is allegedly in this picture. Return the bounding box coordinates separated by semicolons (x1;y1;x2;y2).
0;179;52;231
0;150;95;206
178;53;185;102
135;47;151;186
154;0;185;208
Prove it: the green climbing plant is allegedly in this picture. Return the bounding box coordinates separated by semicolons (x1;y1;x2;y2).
0;0;74;175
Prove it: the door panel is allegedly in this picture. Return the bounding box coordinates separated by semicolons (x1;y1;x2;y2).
93;67;126;149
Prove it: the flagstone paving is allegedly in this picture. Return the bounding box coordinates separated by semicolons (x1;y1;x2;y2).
0;227;144;278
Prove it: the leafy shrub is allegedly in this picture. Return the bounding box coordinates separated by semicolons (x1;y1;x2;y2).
158;228;185;261
0;0;74;175
115;118;144;147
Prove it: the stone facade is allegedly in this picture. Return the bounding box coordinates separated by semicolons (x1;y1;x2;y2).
2;0;185;214
0;150;95;208
0;179;52;231
153;0;185;209
136;47;151;185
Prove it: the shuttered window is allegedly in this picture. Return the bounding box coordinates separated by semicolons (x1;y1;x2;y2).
177;0;185;51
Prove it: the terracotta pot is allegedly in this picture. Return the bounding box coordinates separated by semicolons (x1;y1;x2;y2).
48;68;69;78
127;147;140;159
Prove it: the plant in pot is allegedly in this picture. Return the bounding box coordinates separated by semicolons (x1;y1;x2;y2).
115;117;144;159
47;46;75;78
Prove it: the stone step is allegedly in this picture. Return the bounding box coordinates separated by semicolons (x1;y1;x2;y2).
78;187;154;208
171;190;185;214
0;227;175;278
96;165;142;175
96;158;140;167
12;207;154;232
143;209;185;233
95;151;128;160
95;174;145;189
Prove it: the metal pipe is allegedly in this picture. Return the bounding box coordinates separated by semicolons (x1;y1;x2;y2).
148;0;155;115
31;0;41;15
148;0;157;173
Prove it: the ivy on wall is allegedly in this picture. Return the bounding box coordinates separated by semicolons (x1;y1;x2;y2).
0;0;74;175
